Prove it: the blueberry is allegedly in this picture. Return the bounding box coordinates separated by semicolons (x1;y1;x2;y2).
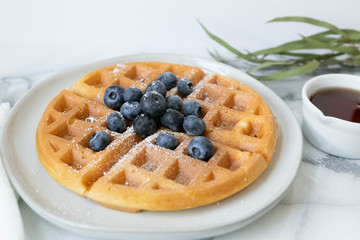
107;112;127;133
123;87;143;102
103;85;125;110
177;79;193;96
183;115;206;136
120;101;142;120
187;136;214;161
133;114;157;138
183;100;202;117
160;109;184;132
156;132;178;150
89;131;111;152
166;95;183;111
140;91;167;118
145;81;167;97
157;72;177;90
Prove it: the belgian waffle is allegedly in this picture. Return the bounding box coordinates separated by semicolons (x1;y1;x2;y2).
36;62;277;212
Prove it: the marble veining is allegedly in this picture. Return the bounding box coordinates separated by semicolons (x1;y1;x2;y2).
303;154;360;176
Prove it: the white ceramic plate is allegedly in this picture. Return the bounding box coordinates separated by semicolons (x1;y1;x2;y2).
0;54;302;240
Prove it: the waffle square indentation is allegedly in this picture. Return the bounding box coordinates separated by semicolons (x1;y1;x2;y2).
49;140;61;152
78;130;96;148
83;72;107;88
130;148;161;173
59;149;87;170
237;119;263;138
223;93;251;112
208;75;241;90
50;122;73;140
196;85;222;103
216;150;242;171
210;110;240;132
53;95;77;113
123;65;154;84
45;114;56;125
110;170;141;188
164;161;191;186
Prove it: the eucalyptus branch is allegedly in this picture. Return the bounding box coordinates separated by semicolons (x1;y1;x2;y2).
200;16;360;81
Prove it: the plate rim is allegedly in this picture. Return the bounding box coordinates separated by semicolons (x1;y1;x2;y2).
0;53;303;237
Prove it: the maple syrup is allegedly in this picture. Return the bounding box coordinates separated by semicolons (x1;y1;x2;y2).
310;88;360;123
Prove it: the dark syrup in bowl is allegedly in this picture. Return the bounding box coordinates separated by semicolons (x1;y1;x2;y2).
310;88;360;123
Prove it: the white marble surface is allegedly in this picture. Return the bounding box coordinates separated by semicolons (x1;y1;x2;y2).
1;0;360;239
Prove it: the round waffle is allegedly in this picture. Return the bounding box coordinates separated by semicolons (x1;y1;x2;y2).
36;62;277;212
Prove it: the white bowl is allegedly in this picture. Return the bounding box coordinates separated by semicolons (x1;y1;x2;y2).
302;74;360;159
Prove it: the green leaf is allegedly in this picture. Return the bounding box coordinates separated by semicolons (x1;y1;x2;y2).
293;53;343;64
251;34;359;56
268;16;349;39
199;16;360;81
343;56;360;65
208;49;243;63
320;59;344;66
247;61;292;73
310;29;360;42
343;29;360;40
251;39;305;56
276;52;340;59
353;55;360;60
208;50;225;62
254;60;320;81
301;35;359;54
198;21;257;62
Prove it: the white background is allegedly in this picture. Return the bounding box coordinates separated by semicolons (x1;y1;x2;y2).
1;0;359;76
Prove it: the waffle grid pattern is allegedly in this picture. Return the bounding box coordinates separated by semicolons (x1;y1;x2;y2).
36;62;277;212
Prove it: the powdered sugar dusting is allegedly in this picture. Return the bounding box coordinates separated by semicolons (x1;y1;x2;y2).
110;63;127;75
183;68;196;79
85;116;97;123
112;68;120;74
116;63;126;69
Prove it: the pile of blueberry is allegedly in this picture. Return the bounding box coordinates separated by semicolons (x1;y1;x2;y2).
89;72;214;162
